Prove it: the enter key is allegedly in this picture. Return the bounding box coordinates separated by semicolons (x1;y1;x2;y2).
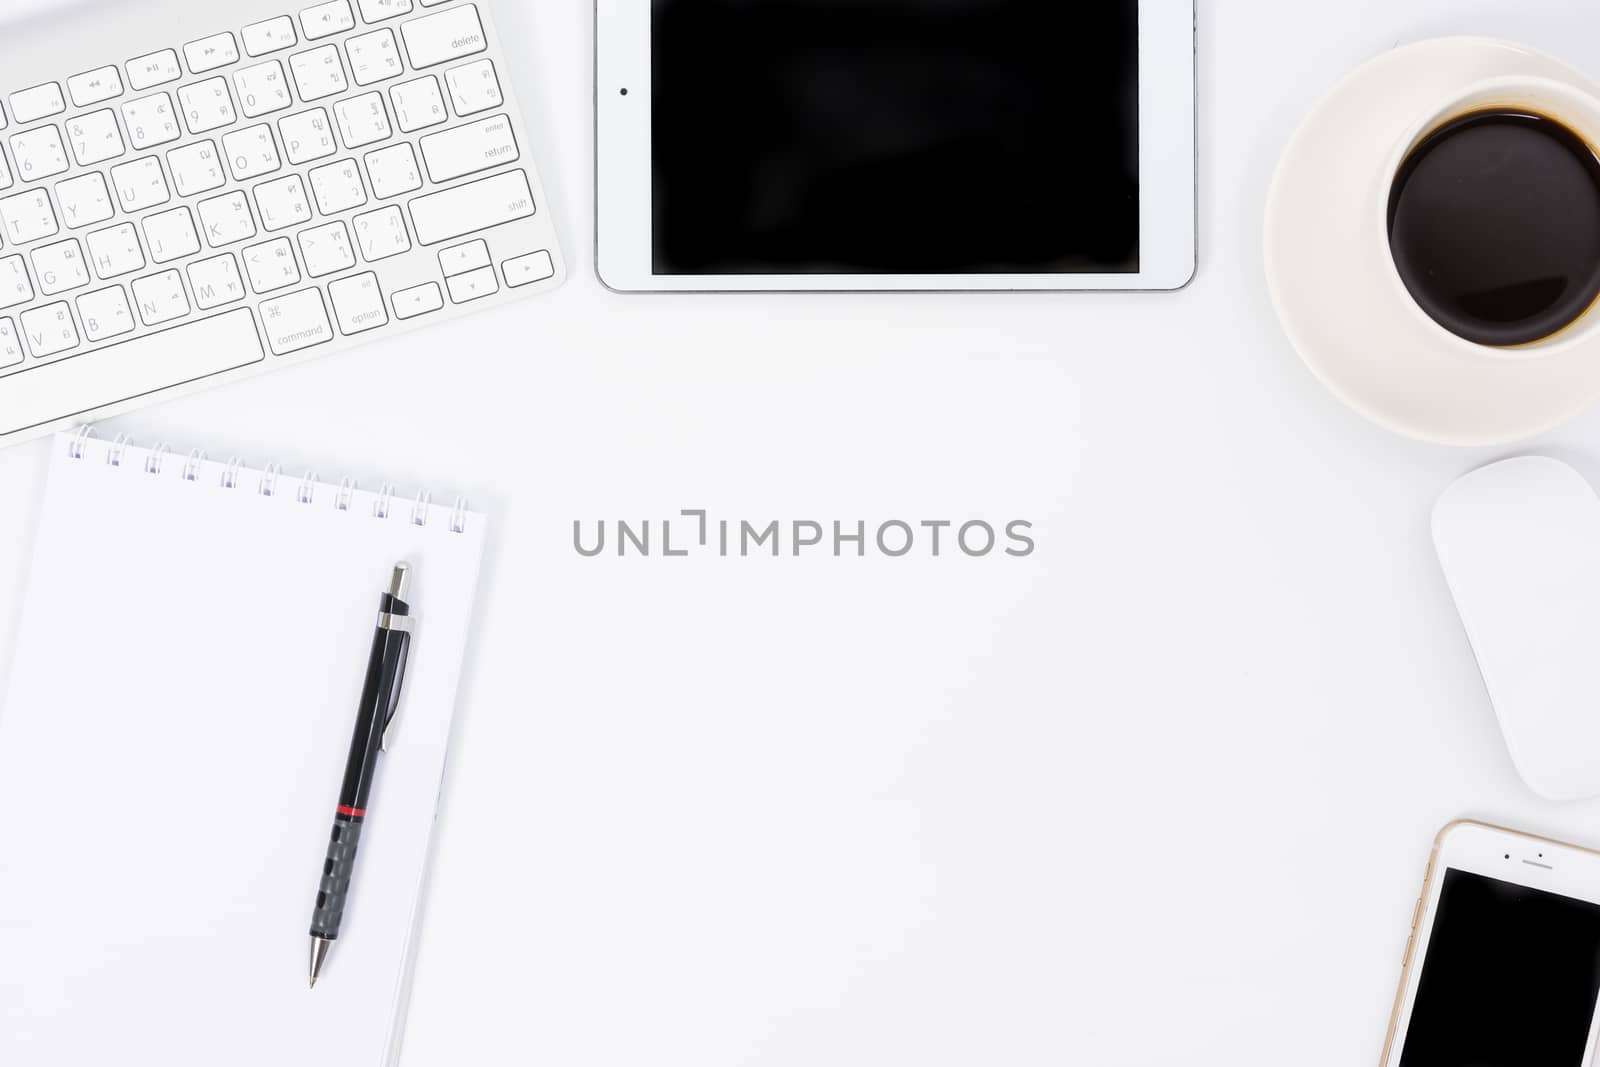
419;114;519;183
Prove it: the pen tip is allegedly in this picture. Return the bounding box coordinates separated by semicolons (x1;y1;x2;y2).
309;935;332;988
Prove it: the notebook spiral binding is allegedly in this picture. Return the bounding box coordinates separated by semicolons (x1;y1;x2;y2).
64;425;472;533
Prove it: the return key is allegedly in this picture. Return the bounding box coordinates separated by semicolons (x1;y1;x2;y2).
419;115;520;183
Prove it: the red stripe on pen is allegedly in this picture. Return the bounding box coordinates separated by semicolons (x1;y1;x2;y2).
337;805;366;817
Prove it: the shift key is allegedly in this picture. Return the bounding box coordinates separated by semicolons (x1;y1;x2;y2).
408;169;534;245
419;115;519;183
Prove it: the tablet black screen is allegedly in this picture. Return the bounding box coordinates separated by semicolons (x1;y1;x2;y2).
651;0;1140;276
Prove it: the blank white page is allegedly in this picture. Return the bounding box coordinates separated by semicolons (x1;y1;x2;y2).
0;431;486;1067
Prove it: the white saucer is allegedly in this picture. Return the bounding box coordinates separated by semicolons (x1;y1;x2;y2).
1265;38;1600;447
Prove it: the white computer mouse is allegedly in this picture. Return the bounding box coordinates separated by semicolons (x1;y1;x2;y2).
1434;455;1600;801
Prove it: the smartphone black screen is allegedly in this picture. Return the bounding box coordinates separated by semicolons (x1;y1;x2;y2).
1398;868;1600;1067
650;0;1140;275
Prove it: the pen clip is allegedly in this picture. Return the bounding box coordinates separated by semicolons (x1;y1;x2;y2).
380;562;412;753
381;634;409;753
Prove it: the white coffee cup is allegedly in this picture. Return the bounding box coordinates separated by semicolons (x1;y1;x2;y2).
1373;74;1600;359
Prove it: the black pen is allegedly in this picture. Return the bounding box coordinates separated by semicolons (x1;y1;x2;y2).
308;562;414;989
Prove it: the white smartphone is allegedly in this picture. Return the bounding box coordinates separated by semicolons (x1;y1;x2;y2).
1382;821;1600;1067
594;0;1196;292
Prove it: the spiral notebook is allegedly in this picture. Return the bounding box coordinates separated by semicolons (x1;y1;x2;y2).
0;428;487;1067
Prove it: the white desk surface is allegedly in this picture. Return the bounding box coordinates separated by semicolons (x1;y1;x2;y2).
4;0;1600;1063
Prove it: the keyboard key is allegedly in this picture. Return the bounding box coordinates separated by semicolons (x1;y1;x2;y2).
20;301;78;357
259;287;333;353
187;253;246;309
346;28;403;86
31;239;89;295
446;264;496;303
122;93;181;149
445;59;501;116
503;249;554;287
86;223;145;278
126;49;182;91
76;285;135;341
167;140;226;197
358;0;412;21
0;319;20;368
297;219;355;277
0;254;32;308
110;157;170;212
308;158;367;214
10;83;65;124
142;206;201;263
302;49;360;107
332;92;390;148
401;4;486;69
56;173;115;229
222;124;281;181
419;113;517;183
301;0;355;40
328;271;387;334
67;67;123;108
0;309;262;436
234;61;292;118
243;236;300;292
352;205;410;261
290;45;348;101
364;142;421;199
438;238;488;276
254;174;313;231
279;108;337;164
243;16;298;57
66;110;125;167
0;153;13;192
10;126;69;181
391;281;441;319
178;78;237;135
0;189;58;244
408;168;533;245
390;75;445;132
197;191;257;247
184;33;239;74
131;268;190;325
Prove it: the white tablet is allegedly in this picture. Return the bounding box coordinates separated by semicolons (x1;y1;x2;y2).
596;0;1196;292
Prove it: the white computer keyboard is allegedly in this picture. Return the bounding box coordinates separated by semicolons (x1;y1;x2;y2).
0;0;563;446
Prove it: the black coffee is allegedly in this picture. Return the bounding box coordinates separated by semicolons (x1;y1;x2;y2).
1388;109;1600;346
